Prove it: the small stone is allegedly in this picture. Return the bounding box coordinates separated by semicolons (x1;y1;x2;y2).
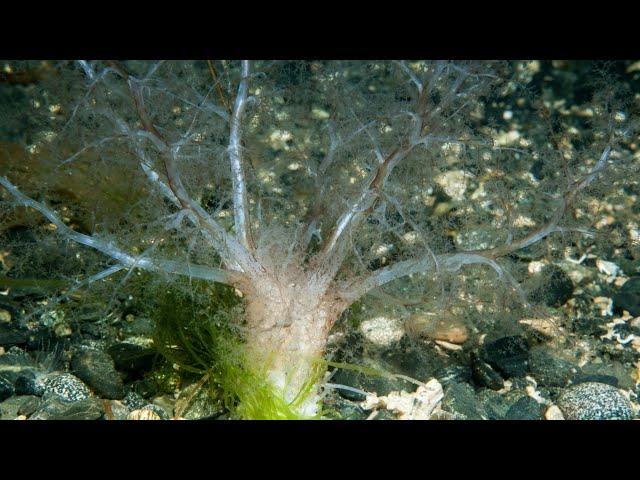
471;352;504;390
123;391;147;410
17;395;40;416
71;349;125;399
482;335;530;378
30;397;104;420
42;373;91;403
545;405;565;420
528;347;578;388
128;408;161;420
0;395;28;419
613;277;640;317
528;265;574;307
0;375;14;402
106;342;156;375
441;382;488;420
13;370;47;397
557;382;633;420
477;389;512;419
504;396;544;420
142;403;171;420
359;316;404;347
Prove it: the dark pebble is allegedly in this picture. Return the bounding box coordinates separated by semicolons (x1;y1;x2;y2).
504;396;544;420
528;265;574;307
71;349;125;399
107;342;156;375
441;382;488;420
528;347;579;388
482;335;530;378
613;277;640;317
471;352;504;390
0;375;14;402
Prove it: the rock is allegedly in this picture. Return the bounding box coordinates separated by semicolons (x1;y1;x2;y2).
1;396;25;419
528;347;579;388
504;396;544;420
1;395;38;419
441;382;488;420
528;265;574;307
557;382;634;420
0;375;14;402
18;395;40;416
612;277;640;316
471;352;504;390
30;397;104;420
42;373;91;403
382;337;447;383
477;389;512;419
359;316;404;347
13;371;46;396
128;408;161;420
141;403;170;420
123;391;147;410
545;405;565;420
482;335;530;378
71;349;125;399
106;342;156;375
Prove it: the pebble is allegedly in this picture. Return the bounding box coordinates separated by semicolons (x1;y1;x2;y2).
545;405;565;420
107;342;156;375
0;375;14;402
42;373;91;403
613;277;640;317
30;397;104;420
528;265;574;307
528;347;578;388
128;408;161;420
482;335;530;378
71;348;125;399
441;382;488;420
123;391;148;410
504;396;544;420
557;382;634;420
